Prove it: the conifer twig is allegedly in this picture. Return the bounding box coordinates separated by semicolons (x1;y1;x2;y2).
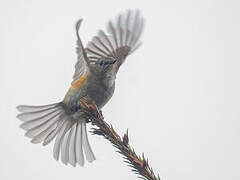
80;96;160;180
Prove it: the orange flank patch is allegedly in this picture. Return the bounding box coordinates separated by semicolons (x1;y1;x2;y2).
71;73;89;88
64;73;89;101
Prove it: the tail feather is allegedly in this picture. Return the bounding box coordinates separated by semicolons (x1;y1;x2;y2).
17;103;59;113
61;126;72;165
17;107;61;122
17;102;96;167
53;120;72;161
75;122;84;166
69;123;77;166
24;112;63;138
66;131;73;163
42;116;66;146
82;123;96;162
31;122;58;144
20;111;62;131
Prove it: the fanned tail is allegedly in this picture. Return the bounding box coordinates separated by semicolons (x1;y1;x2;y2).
17;102;96;167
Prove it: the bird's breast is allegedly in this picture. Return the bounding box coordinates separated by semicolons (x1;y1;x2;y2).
87;81;115;109
63;73;115;113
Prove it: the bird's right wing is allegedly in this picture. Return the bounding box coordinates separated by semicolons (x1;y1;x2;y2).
86;10;144;73
72;10;144;82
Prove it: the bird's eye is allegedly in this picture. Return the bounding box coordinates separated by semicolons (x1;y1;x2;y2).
100;61;103;66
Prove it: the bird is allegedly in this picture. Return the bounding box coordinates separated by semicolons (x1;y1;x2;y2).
16;10;144;167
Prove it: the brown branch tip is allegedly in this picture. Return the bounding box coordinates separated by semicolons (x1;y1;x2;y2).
80;96;160;180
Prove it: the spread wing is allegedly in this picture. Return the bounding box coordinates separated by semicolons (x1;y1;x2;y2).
72;19;90;84
86;10;144;72
72;10;144;82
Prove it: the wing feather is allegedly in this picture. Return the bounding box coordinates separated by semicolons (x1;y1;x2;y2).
72;10;144;81
72;19;90;84
85;10;144;72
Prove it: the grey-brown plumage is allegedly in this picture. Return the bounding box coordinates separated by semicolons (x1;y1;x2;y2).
16;10;144;167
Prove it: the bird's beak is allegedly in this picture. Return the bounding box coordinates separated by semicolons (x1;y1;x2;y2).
105;59;117;65
110;59;117;64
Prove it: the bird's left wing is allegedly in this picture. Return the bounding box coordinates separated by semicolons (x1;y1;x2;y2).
72;19;91;84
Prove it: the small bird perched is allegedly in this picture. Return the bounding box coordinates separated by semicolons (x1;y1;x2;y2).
17;10;144;167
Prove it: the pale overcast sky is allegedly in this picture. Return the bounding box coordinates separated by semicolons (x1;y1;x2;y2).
1;0;240;180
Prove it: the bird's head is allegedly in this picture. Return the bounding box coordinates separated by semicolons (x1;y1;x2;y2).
95;56;117;75
94;56;117;87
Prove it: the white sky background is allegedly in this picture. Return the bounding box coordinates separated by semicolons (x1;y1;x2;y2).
1;0;240;180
